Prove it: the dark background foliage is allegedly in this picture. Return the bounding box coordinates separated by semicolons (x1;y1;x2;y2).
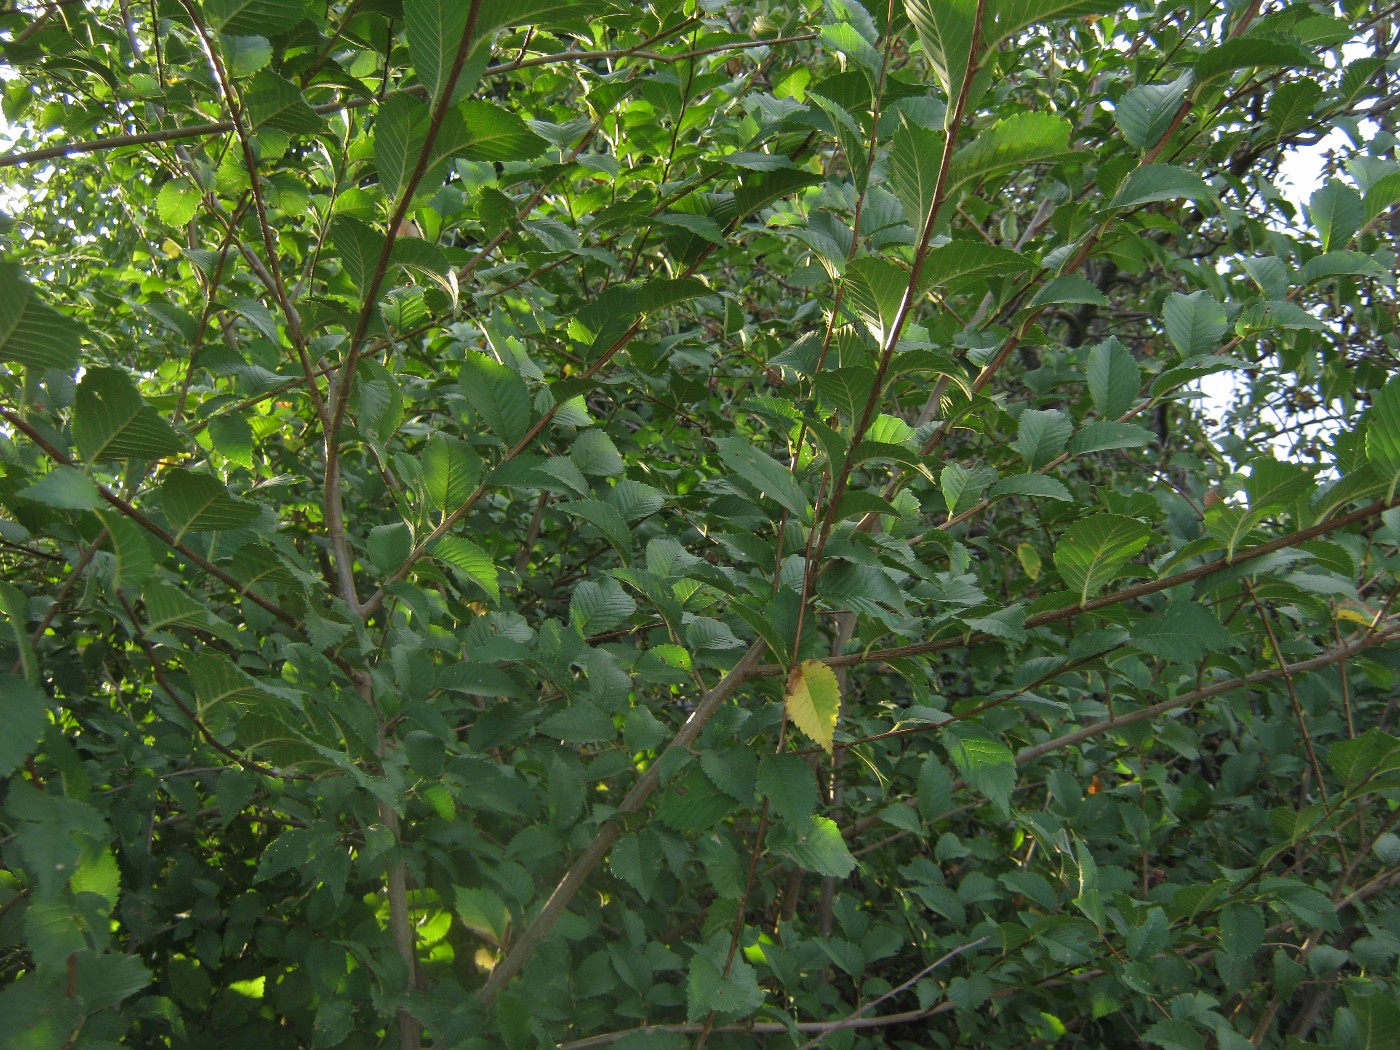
1;0;1399;1047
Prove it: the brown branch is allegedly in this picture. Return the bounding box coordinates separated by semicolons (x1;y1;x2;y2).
755;494;1400;678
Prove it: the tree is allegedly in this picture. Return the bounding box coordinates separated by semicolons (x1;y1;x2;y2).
1;0;1398;1046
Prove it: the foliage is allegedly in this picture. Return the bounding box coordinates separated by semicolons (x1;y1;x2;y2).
1;0;1399;1047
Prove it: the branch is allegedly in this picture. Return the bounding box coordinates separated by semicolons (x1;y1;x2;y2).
477;641;766;1006
755;494;1400;677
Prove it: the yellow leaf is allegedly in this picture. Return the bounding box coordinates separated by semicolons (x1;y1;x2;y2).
1016;542;1042;581
786;659;841;755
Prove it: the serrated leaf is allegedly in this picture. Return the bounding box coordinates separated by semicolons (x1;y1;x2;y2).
904;0;978;100
98;513;155;589
243;72;324;134
405;0;482;104
157;178;200;226
1366;375;1400;500
1132;602;1234;663
457;100;551;162
717;437;810;519
786;659;841;755
919;240;1035;290
432;535;499;602
943;727;1015;814
1109;164;1213;209
1013;408;1072;469
942;463;999;516
687;942;764;1021
1086;337;1141;419
1163;290;1227;357
74;367;186;463
460;352;533;447
1068;421;1154;454
1114;72;1191;150
21;466;101;510
771;815;857;877
558;499;632;557
757;753;818;824
1309;179;1364;253
1054;513;1153;604
423;433;481;511
160;469;259;540
0;675;48;777
204;0;306;36
571;429;624;477
947;112;1072;198
890;120;945;229
570;577;635;635
990;474;1073;501
367;522;412;572
1028;274;1108;309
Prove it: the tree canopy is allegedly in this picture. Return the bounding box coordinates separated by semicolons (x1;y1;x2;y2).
1;0;1399;1047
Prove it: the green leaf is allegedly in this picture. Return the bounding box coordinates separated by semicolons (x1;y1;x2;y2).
20;466;101;510
455;887;510;945
1328;729;1400;790
156;178;201;226
204;0;306;36
1366;375;1400;500
1109;164;1213;209
717;437;810;519
918;240;1036;289
942;463;999;516
904;0;979;101
890;120;945;229
0;675;48;777
1363;171;1400;224
701;747;757;804
404;0;483;104
845;256;909;340
73;952;152;1011
0;264;85;371
1068;421;1154;454
160;469;259;540
1308;179;1364;252
770;816;857;877
1219;903;1264;959
1028;274;1108;309
1300;250;1381;284
1131;602;1234;663
946;112;1072;198
1013;408;1072;469
1054;513;1152;604
570;577;635;635
367;522;412;572
457;100;551;161
1194;36;1318;85
432;535;499;602
687;941;764;1021
989;474;1073;501
243;72;324;134
1114;72;1191;150
571;429;624;477
557;499;632;558
990;0;1120;40
1163;291;1227;356
1086;337;1141;419
423;433;481;512
943;727;1015;814
460;352;533;447
98;513;156;589
786;659;841;755
74;367;186;463
757;753;818;824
